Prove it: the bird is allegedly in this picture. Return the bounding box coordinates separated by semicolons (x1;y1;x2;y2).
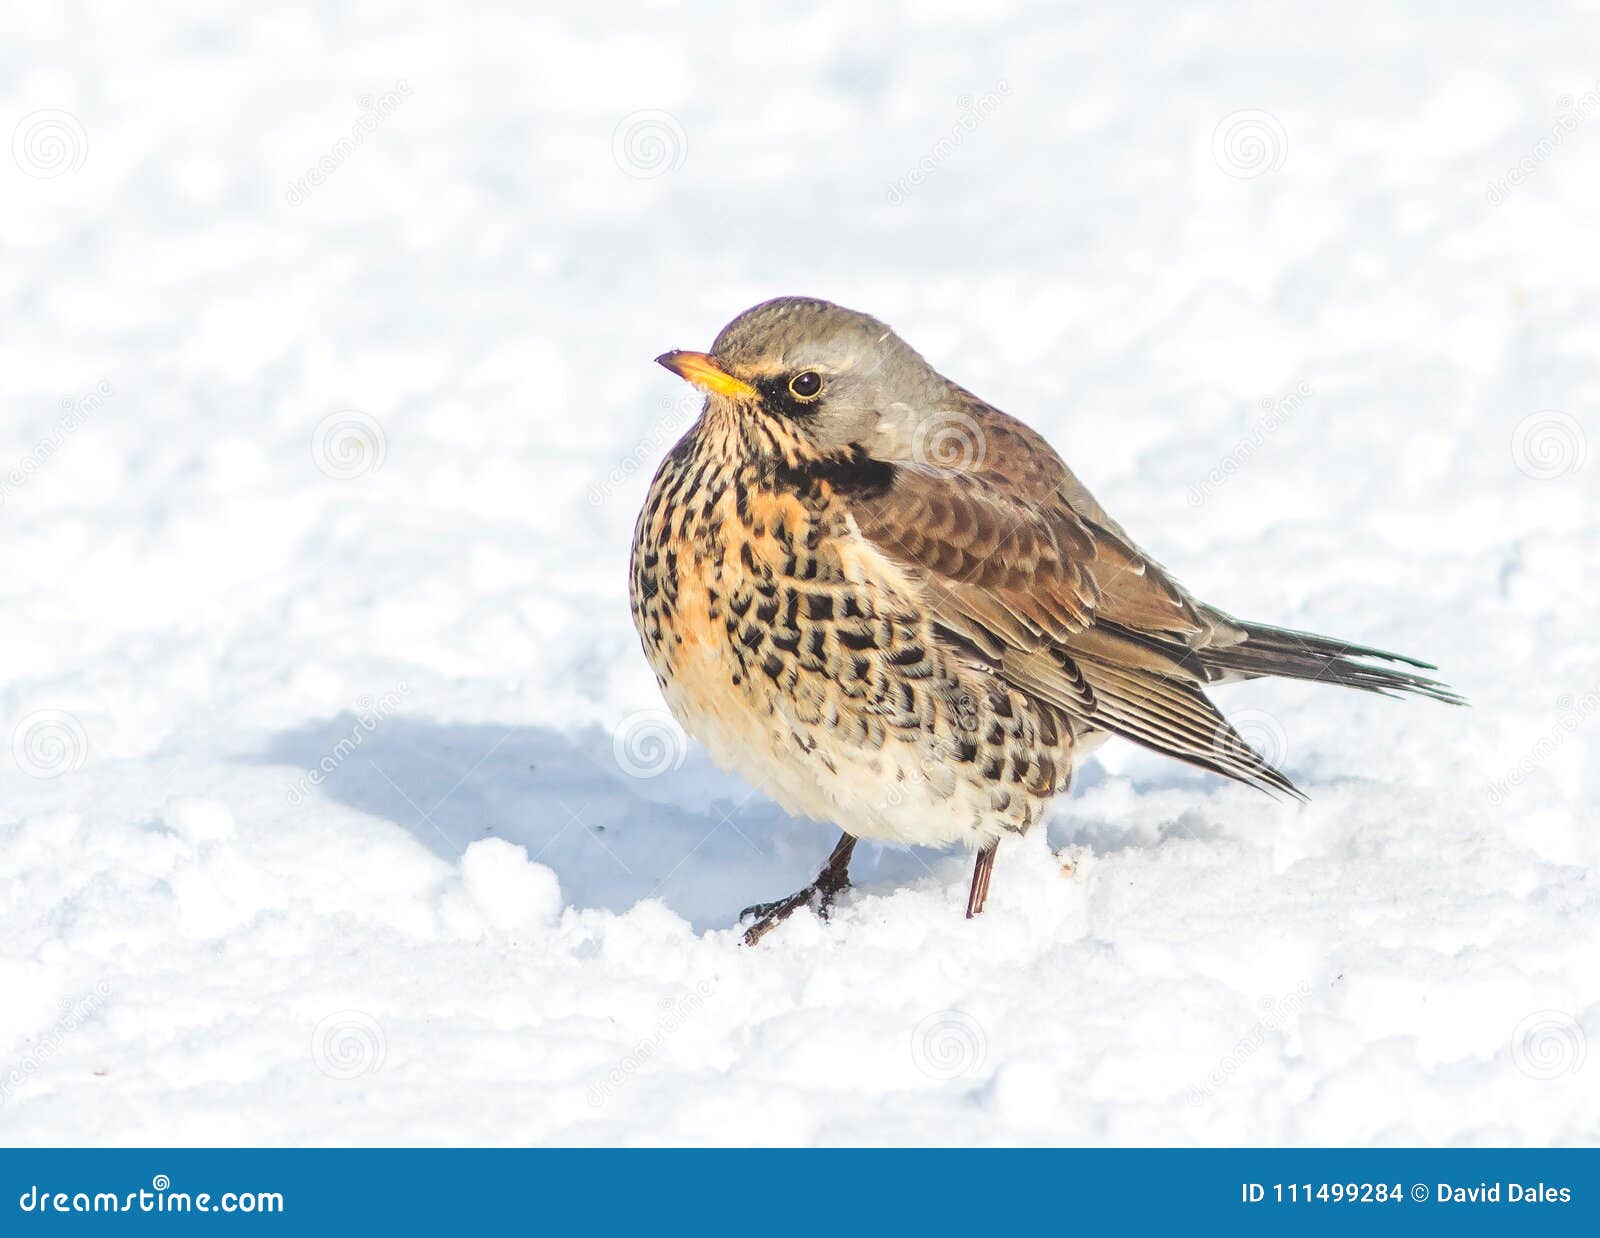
629;296;1462;945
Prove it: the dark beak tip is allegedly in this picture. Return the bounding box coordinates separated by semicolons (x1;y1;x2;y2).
654;351;681;372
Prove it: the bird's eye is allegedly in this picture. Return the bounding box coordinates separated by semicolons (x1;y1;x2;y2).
788;371;823;399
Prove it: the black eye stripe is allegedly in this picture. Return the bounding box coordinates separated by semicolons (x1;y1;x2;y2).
754;372;824;418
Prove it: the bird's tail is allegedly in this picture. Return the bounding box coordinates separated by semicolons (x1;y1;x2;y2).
1200;619;1466;706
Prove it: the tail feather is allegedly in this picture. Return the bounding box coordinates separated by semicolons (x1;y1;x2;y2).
1203;619;1467;706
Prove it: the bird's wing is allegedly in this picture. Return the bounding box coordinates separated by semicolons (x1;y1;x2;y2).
844;416;1303;798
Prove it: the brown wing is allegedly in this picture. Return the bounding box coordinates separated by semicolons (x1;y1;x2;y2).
847;400;1304;798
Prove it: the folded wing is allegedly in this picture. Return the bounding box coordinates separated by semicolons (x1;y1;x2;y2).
846;401;1458;798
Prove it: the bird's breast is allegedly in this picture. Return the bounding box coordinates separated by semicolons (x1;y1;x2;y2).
627;436;1072;844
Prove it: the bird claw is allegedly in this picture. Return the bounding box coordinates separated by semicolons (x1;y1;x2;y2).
739;877;848;946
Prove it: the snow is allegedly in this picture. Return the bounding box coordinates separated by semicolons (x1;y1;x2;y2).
460;838;563;932
2;1;1597;1146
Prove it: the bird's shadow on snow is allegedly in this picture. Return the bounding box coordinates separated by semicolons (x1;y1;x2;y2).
250;714;947;933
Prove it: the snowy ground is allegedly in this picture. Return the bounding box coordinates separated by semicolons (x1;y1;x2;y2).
2;1;1597;1146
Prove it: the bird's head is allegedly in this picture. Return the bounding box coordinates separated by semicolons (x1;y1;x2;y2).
656;297;971;467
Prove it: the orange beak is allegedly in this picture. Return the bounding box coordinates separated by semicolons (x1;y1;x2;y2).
655;350;757;400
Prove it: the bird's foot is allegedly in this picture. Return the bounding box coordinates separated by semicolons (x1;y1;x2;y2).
965;839;999;919
739;872;850;946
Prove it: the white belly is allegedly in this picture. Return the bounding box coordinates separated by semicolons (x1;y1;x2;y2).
661;647;1022;848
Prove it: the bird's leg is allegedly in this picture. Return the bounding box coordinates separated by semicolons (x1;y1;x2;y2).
741;831;857;946
966;840;999;919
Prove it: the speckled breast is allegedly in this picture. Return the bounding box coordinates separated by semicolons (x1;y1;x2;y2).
629;424;1072;846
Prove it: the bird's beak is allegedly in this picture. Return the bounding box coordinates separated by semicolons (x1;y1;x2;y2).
655;350;758;400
